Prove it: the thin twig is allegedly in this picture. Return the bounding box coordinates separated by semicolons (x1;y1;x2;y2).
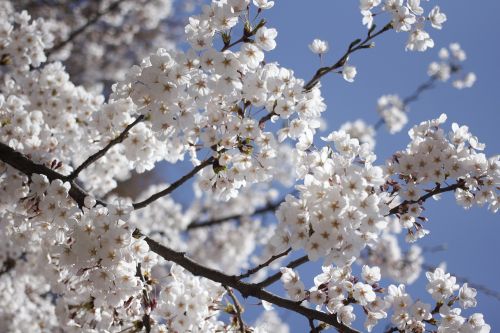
0;142;212;211
256;254;309;288
131;157;215;210
303;22;393;91
238;248;292;280
69;115;145;180
257;22;393;127
308;318;318;333
387;181;466;216
187;198;284;230
136;263;152;333
224;286;246;333
46;0;127;57
375;65;463;131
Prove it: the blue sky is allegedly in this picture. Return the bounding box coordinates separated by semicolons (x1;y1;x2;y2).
164;1;500;331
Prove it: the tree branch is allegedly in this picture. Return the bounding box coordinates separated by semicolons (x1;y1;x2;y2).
0;141;105;207
69;115;145;180
256;254;309;288
238;248;292;280
303;22;393;92
131;157;215;210
0;141;212;211
387;180;466;216
46;0;127;57
257;22;393;127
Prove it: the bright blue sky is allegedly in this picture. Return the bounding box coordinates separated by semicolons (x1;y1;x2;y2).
164;1;500;331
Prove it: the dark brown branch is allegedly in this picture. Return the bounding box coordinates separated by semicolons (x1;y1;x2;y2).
0;141;104;207
0;258;16;276
258;111;276;128
131;157;215;210
46;0;127;57
136;263;152;333
221;35;251;52
387;181;466;216
0;141;211;211
136;231;361;333
402;76;438;105
69;115;145;180
224;286;246;333
309;318;319;333
187;198;284;230
238;248;292;280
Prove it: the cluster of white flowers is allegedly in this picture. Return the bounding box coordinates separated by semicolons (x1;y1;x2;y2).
361;218;424;284
0;8;53;71
428;43;477;89
386;114;499;241
359;0;446;51
0;174;144;331
384;268;489;333
253;310;290;333
377;94;407;134
151;264;226;332
0;260;59;332
0;59;143;194
280;267;306;301
270;130;388;266
268;116;495;329
339;119;376;150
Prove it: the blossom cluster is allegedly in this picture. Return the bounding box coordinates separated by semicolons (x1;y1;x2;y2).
151;264;226;332
386;114;499;241
377;43;476;135
0;7;53;71
428;43;477;89
377;94;407;134
270;131;389;266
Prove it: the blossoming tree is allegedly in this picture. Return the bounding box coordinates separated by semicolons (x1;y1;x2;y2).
0;0;497;332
